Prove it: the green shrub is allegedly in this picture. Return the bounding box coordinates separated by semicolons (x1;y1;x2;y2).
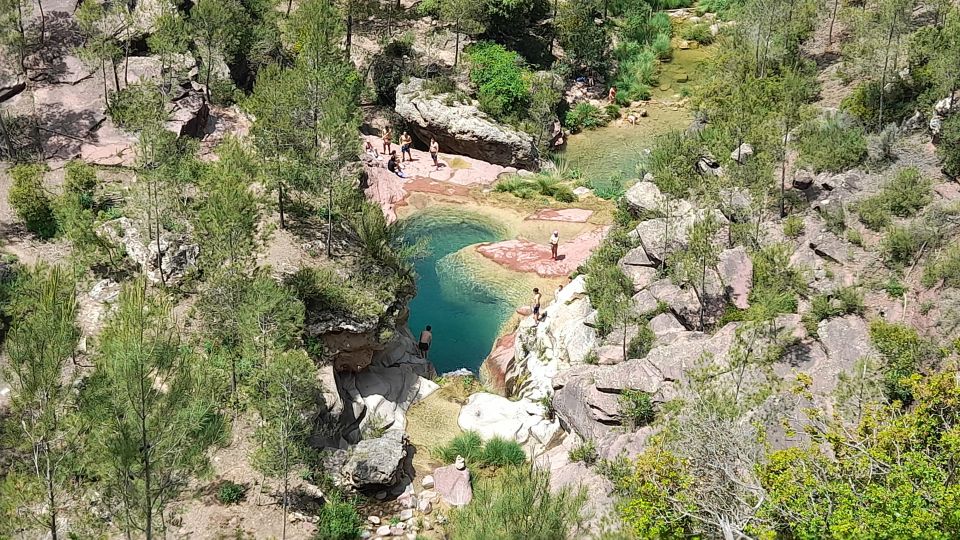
619;390;655;428
604;103;622;119
285;266;389;322
796;114;867;173
680;23;713;44
783;215;805;238
315;492;363;540
447;466;586;540
822;204;846;234
750;243;807;309
627;323;655;359
882;223;933;268
569;440;598;465
939;115;960;179
882;276;906;298
841;79;919;129
643;130;702;198
564;102;608;133
552;184;577;203
466;42;531;122
64;160;97;199
494;176;578;203
371;41;415;105
886;168;932;217
613;44;658;103
651;33;673;61
855;196;891;231
870;319;941;405
802;287;865;335
846;228;864;247
433;431;484;465
8;163;56;239
108;82;166;130
481;437;527;467
216;481;247;505
924;243;960;288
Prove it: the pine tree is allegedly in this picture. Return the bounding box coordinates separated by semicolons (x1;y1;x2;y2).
190;0;247;102
671;212;721;331
251;349;320;539
83;279;223;539
2;265;80;540
440;0;485;66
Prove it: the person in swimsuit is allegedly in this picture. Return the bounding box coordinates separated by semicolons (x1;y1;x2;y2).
608;86;617;103
429;138;440;170
549;230;559;260
418;325;433;359
400;132;413;162
532;288;542;324
387;152;408;178
382;127;392;155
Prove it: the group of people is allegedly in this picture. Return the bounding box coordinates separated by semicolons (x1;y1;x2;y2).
367;126;442;179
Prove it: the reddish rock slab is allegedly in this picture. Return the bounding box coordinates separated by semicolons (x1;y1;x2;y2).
475;227;609;278
405;177;472;197
526;208;594;223
480;332;516;394
362;135;504;186
433;464;472;507
363;164;409;223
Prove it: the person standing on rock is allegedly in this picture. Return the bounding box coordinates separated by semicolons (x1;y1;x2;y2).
429;138;440;170
400;131;413;162
532;288;542;325
418;325;433;359
382;127;393;155
608;85;617;103
549;230;560;260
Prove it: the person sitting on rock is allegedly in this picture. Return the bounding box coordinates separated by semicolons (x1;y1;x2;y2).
387;152;408;178
364;139;379;158
418;325;433;359
400;131;413;162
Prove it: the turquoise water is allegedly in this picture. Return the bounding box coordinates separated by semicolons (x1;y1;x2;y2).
404;211;514;374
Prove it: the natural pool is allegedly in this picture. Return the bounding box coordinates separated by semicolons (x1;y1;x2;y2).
404;210;517;375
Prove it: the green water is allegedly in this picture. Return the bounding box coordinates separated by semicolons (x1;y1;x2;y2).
404;211;514;374
562;46;712;186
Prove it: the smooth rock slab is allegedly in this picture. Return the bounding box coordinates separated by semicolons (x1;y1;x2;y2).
527;208;594;222
433;464;473;507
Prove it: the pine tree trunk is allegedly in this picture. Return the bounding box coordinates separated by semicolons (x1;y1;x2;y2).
44;440;58;540
140;369;154;539
36;0;46;44
278;182;286;229
346;13;353;60
454;28;461;67
779;122;788;218
828;0;840;44
0;113;15;159
326;182;333;258
878;11;898;131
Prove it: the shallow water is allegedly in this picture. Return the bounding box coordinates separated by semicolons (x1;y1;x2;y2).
562;46;713;187
404;210;515;374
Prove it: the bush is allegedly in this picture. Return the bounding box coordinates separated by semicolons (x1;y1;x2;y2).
604;103;622;119
783;215;805;238
870;319;941;405
9;163;56;239
651;33;673;61
481;437;527;467
939;115;960;178
108;82;166;130
643;131;702;198
64;160;97;198
882;223;933;268
619;390;655;428
885;168;932;217
627;323;655;359
494;176;578;203
613;44;658;103
802;287;865;335
371;41;415;105
285;266;389;322
924;243;960;288
433;431;484;465
568;440;598;465
564;102;608;133
855;196;891;231
315;492;364;540
841;79;918;129
216;481;247;504
447;466;586;540
466;42;530;122
796;114;867;173
680;23;713;44
846;228;864;247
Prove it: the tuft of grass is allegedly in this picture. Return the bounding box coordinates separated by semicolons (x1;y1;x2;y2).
802;286;865;335
481;437;527;467
783;215;805;238
216;481;247;505
923;243;960;288
619;390;655;428
315;491;364;540
433;431;484;465
870;319;942;405
856;167;932;231
568;440;598;466
796;113;867;173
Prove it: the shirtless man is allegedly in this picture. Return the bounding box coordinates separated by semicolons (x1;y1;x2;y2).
418;325;433;359
549;230;559;260
382;127;393;155
429;138;440;170
400;131;413;162
532;288;542;324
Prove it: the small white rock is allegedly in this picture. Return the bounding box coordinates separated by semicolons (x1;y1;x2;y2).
421;475;434;489
368;516;381;525
418;499;433;514
375;525;391;536
400;509;414;521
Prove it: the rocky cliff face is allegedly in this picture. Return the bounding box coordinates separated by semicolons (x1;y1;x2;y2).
395;78;540;170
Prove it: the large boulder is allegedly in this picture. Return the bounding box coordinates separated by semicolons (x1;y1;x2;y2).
718;247;753;309
165;89;209;139
97;218;198;285
395;78;539;169
458;393;561;452
343;430;409;490
0;67;25;103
